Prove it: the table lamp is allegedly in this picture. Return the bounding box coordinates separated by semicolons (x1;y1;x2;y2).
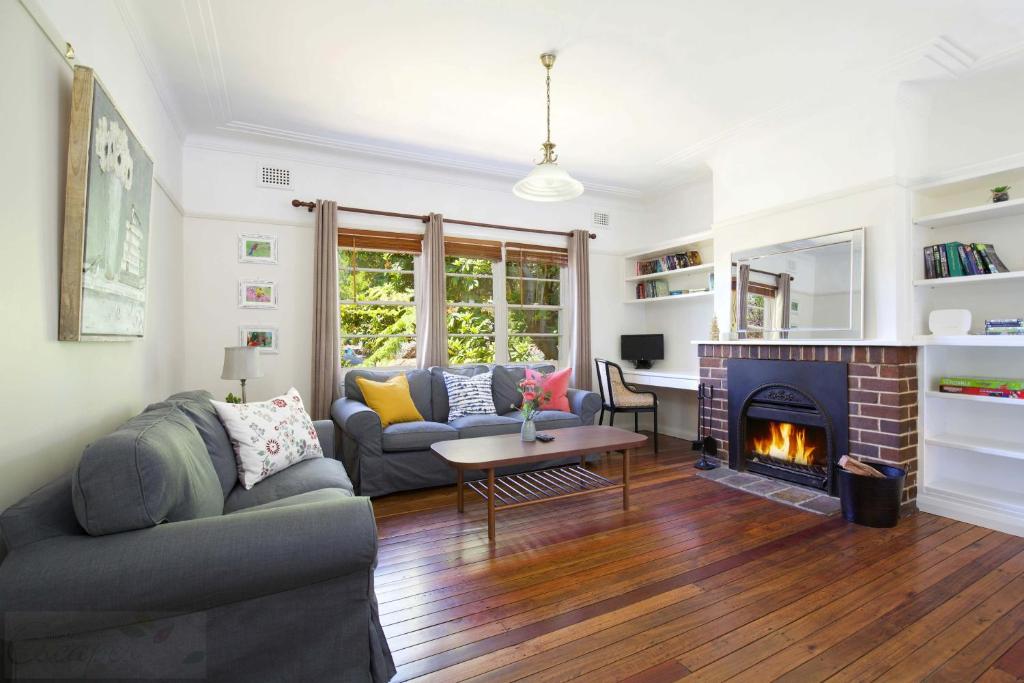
221;346;264;403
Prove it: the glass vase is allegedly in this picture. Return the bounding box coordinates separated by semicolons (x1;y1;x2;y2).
521;417;537;442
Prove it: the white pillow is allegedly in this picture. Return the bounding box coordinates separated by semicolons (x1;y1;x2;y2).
212;388;323;489
443;371;497;420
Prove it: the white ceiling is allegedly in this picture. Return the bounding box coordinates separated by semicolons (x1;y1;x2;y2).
120;0;1024;195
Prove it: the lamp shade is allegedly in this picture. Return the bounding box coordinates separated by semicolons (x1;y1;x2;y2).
221;346;264;381
513;161;584;202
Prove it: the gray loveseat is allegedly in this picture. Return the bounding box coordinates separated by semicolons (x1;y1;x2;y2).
332;364;602;497
0;390;395;682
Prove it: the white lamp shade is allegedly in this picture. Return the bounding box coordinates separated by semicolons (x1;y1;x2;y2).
513;161;584;202
221;346;264;380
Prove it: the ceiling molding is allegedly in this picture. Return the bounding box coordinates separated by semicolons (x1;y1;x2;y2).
216;120;646;199
113;0;186;143
181;0;232;122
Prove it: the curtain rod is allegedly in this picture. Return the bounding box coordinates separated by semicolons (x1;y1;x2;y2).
732;263;796;282
291;199;596;240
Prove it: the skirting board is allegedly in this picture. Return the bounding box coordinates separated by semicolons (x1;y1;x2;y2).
917;490;1024;538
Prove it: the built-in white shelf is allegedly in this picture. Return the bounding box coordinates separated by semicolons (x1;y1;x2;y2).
624;290;712;305
623;230;713;261
914;197;1024;229
925;434;1024;462
913;270;1024;288
915;335;1024;347
925;389;1024;406
918;480;1024;537
625;263;713;283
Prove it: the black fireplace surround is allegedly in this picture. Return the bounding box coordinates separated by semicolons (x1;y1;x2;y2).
727;359;848;495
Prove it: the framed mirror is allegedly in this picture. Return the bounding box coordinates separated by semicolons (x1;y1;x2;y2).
731;228;864;341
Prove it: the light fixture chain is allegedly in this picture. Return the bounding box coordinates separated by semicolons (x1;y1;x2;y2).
545;63;552;145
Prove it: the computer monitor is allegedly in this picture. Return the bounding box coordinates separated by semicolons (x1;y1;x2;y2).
620;334;664;370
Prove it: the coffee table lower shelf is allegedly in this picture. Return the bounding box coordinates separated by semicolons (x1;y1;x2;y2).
465;465;620;510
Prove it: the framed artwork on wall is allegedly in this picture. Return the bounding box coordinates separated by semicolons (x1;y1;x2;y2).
238;234;278;264
239;326;279;354
238;279;278;308
59;65;155;341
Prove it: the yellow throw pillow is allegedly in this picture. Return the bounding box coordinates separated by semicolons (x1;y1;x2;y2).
355;374;424;428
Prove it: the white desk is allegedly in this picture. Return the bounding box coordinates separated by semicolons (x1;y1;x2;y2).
619;368;700;391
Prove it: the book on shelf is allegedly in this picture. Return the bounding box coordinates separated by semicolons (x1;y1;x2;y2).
939;385;1023;399
635;279;671;299
986;318;1024;335
634;250;703;276
922;242;1011;279
938;376;1023;399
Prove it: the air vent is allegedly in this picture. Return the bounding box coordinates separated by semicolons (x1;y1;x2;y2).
257;164;292;190
592;211;611;230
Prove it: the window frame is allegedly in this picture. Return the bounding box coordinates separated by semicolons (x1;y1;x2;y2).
338;248;418;368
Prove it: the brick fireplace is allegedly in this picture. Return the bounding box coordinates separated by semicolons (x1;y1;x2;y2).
698;344;919;504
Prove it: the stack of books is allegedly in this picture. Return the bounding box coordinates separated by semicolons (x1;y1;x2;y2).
636;280;670;299
986;318;1024;335
922;242;1009;279
635;250;702;276
939;377;1023;400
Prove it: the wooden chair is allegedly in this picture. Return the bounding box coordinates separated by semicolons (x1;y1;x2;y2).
594;358;659;453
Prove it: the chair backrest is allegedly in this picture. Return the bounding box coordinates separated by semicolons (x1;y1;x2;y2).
594;358;613;407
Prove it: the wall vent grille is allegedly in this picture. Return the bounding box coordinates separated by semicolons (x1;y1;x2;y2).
592;211;611;230
257;165;292;189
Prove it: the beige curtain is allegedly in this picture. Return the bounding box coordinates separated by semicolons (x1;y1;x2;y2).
776;272;792;339
568;229;592;390
736;264;751;339
310;199;341;420
418;213;448;368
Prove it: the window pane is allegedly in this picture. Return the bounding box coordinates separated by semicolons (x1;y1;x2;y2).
354;251;414;271
507;261;560;279
509;335;560;362
507;278;560;306
352;271;414;302
508;308;559;335
342;337;417;368
338;249;353;269
446;256;492;275
447;274;493;304
340;304;416;339
448;336;496;365
338;270;355;301
447;305;495;335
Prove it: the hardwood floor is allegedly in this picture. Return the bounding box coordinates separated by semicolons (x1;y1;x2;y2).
371;434;1024;682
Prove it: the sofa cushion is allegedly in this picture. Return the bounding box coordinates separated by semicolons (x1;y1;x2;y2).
223;457;355;513
72;405;224;536
491;364;557;412
502;409;582;431
381;421;458;452
164;390;237;496
429;365;489;422
442;371;497;419
448;414;522;438
346;368;432;420
355;374;424;428
225;487;352;515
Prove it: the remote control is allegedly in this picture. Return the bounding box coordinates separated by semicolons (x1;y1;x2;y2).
535;433;555;442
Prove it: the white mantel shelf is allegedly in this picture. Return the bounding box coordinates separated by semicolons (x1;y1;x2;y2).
691;339;917;346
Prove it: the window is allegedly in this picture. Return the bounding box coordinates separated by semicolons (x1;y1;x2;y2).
339;249;417;367
506;258;562;362
446;255;496;364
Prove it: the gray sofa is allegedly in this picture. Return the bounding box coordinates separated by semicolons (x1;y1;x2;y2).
333;364;602;497
0;390;395;682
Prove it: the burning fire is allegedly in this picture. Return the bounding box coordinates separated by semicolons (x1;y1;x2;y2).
751;421;818;466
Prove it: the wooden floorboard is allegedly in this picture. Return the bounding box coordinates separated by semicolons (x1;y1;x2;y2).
371;433;1022;682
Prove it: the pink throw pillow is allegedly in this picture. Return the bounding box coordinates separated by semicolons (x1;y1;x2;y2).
525;367;571;412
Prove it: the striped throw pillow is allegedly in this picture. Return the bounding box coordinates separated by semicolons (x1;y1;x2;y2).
443;371;497;420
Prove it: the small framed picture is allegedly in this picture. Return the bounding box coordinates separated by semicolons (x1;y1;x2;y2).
238;234;278;264
238;279;278;309
240;326;278;354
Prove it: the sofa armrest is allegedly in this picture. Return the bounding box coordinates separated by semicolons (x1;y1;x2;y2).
567;388;602;425
314;419;336;458
331;398;384;494
0;494;378;640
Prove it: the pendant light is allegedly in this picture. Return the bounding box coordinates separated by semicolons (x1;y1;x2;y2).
513;53;584;202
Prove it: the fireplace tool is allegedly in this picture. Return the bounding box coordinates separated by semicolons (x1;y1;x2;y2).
693;382;719;470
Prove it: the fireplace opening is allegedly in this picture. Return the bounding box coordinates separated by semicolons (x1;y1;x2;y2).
745;418;829;486
727;359;849;496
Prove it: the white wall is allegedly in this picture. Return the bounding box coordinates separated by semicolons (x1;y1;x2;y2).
180;136;648;402
0;1;185;515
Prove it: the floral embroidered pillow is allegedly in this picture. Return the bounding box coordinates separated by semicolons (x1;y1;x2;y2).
212;388;323;489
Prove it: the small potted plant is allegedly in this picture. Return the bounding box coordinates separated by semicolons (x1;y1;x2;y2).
516;377;551;442
991;186;1011;203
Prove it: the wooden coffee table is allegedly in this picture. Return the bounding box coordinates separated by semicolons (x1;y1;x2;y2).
431;425;648;542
